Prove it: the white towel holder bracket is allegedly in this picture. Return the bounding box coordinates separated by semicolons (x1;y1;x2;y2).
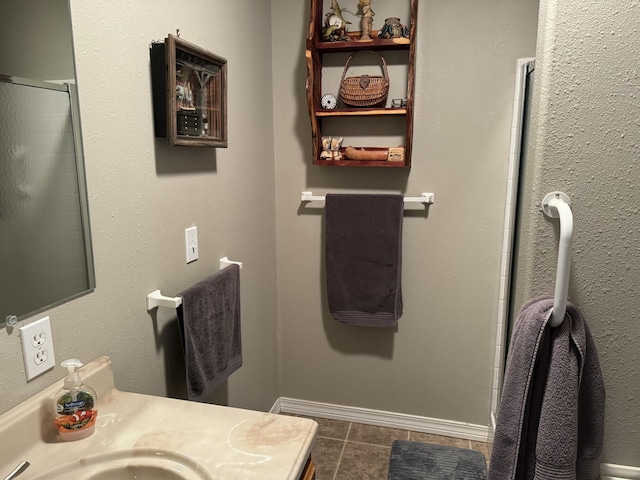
220;256;243;270
541;191;573;328
146;290;182;310
542;191;571;218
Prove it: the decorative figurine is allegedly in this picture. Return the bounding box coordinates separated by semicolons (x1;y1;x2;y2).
175;79;195;111
359;0;375;41
378;17;409;39
320;136;344;160
323;0;350;42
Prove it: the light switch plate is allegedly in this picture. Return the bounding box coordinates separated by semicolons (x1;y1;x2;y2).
19;316;56;381
185;226;198;263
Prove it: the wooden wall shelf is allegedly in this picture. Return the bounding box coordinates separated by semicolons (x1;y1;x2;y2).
305;0;418;167
315;35;410;53
315;108;407;117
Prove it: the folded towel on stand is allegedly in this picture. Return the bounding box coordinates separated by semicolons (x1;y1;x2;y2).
177;264;242;401
488;296;605;480
325;194;404;327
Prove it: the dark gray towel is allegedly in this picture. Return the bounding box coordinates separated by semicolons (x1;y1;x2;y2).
325;194;404;327
488;296;605;480
177;265;242;401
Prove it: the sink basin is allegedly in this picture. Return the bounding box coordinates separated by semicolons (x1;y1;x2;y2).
31;449;213;480
87;464;197;480
89;464;192;480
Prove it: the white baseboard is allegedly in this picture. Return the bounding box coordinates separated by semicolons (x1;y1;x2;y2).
272;397;489;442
271;398;640;479
269;396;282;414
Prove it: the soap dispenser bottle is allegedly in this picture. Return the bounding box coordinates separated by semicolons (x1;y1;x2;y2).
53;359;98;441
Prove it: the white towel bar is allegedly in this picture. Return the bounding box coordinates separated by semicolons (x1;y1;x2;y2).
148;259;242;311
541;191;573;328
301;191;435;205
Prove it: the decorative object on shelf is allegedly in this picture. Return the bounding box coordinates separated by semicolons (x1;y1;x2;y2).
320;93;338;109
391;98;407;108
388;146;405;162
344;146;388;161
150;32;227;147
343;145;405;162
378;17;409;39
358;0;375;41
320;136;344;160
323;0;350;41
339;51;389;108
177;111;200;136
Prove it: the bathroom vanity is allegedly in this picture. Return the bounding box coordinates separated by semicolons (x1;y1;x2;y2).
0;356;317;479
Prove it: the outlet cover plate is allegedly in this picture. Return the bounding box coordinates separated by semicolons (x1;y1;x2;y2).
185;226;198;263
19;316;56;381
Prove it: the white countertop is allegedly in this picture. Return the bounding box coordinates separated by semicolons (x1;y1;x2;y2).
0;356;317;479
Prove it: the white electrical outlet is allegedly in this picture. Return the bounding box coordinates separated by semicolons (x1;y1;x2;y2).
19;316;56;381
185;226;198;263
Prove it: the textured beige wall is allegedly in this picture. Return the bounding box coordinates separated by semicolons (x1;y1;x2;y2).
0;0;74;81
514;0;640;466
272;0;539;426
0;0;279;415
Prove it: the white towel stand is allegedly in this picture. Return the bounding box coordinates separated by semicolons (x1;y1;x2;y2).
541;191;573;328
301;191;435;205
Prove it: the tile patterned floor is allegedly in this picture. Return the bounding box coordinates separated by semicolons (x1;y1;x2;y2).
290;415;490;480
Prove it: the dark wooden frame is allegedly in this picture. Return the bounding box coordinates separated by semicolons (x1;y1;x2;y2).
151;34;227;147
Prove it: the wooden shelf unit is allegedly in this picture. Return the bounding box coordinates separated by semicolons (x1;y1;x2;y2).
306;0;417;167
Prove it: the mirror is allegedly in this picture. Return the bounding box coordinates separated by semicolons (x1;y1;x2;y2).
0;0;95;324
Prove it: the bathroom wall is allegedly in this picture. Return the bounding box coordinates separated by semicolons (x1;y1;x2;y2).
513;0;640;466
272;0;539;427
1;0;635;467
0;0;279;414
0;0;75;81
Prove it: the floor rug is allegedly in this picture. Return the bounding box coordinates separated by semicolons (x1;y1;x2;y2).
388;440;487;480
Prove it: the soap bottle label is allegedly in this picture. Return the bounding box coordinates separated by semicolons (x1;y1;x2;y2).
54;391;97;434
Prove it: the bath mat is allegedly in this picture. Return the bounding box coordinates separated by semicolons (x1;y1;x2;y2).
388;441;487;480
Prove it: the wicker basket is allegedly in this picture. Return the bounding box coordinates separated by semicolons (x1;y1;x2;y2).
339;51;389;108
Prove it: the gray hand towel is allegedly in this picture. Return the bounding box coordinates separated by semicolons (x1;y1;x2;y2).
488;296;605;480
177;264;242;401
325;194;404;327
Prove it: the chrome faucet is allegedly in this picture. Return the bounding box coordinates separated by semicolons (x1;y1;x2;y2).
3;461;29;480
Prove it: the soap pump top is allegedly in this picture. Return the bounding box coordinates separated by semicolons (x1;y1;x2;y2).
62;358;83;389
53;358;98;441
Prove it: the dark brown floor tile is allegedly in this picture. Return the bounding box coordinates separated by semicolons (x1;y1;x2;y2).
347;422;409;447
335;442;391;480
305;416;351;440
312;437;345;480
409;431;470;449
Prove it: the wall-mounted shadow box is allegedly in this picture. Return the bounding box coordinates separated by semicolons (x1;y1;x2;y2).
151;34;227;147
